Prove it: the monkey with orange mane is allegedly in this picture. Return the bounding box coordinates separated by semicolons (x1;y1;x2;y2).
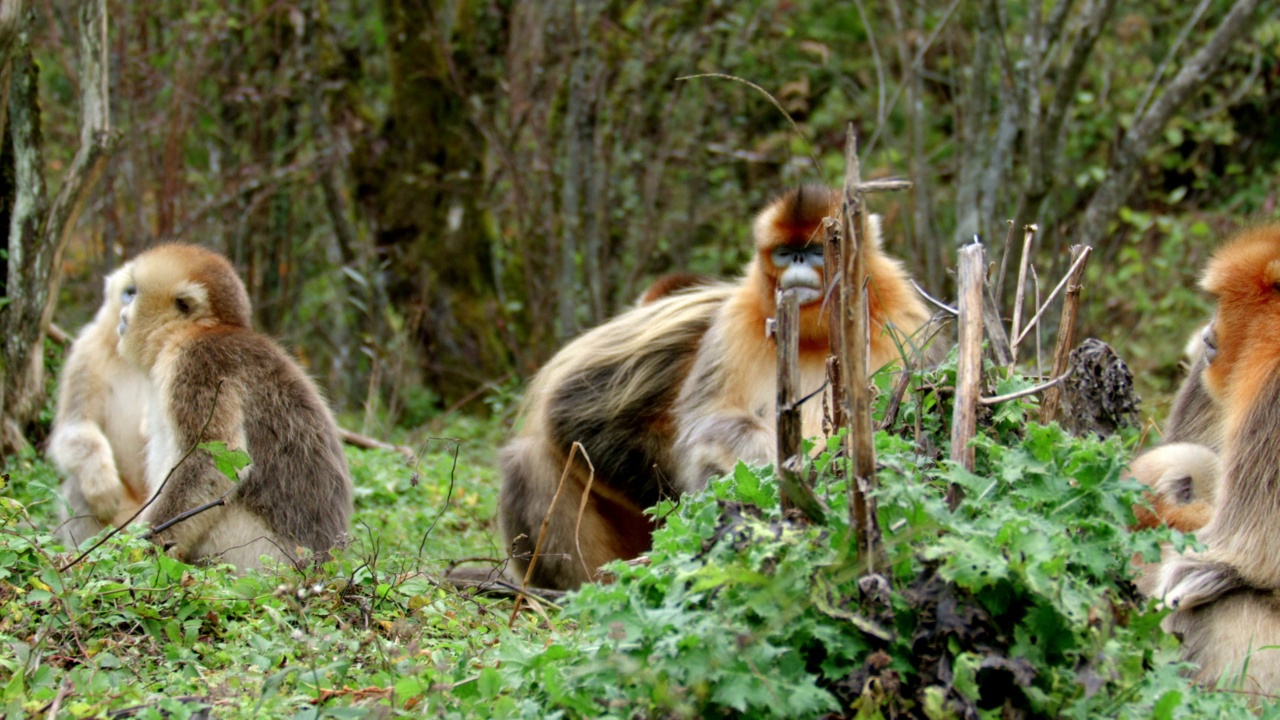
1146;225;1280;689
499;186;937;589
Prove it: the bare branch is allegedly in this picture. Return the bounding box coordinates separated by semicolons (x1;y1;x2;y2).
1013;247;1093;347
1077;0;1261;248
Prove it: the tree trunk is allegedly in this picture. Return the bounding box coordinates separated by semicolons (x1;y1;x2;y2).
0;0;113;453
352;0;508;403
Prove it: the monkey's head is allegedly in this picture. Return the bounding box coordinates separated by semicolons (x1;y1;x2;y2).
117;244;251;370
1200;225;1280;400
753;186;836;309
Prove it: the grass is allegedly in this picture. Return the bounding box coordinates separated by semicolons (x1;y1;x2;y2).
0;370;1276;718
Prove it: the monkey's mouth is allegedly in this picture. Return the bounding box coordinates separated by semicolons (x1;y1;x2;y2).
779;269;823;305
786;287;822;305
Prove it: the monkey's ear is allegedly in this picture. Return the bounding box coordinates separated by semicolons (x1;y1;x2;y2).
1267;259;1280;289
172;280;210;318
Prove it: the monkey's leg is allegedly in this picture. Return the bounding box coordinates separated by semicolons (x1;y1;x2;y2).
49;421;127;524
55;475;111;549
675;411;774;492
193;504;290;571
143;456;236;563
500;438;651;589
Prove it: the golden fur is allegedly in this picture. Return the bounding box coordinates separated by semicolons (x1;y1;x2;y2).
48;263;152;546
1148;225;1280;690
118;244;352;570
499;186;935;589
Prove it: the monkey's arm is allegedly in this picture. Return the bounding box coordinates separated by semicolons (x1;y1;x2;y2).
1165;355;1223;449
143;374;245;560
47;343;124;523
674;411;773;493
1178;370;1280;589
49;421;124;523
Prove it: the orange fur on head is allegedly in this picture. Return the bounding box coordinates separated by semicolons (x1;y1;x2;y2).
1200;226;1280;432
747;185;932;363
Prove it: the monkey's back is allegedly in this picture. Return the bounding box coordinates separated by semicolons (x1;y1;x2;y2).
530;285;734;504
175;329;354;556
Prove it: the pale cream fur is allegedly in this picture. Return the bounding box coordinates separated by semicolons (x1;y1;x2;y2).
49;263;152;547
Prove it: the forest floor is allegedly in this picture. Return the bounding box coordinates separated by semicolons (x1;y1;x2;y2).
1;379;1273;718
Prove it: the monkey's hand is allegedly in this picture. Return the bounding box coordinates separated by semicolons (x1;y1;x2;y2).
48;421;125;524
675;412;773;493
1155;556;1247;612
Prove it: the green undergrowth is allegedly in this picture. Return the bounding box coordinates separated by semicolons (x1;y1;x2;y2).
0;364;1275;718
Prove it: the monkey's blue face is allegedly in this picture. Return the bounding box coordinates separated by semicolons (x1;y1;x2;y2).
772;244;824;304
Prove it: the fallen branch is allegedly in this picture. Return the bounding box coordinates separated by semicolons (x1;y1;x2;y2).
979;371;1070;405
337;427;417;462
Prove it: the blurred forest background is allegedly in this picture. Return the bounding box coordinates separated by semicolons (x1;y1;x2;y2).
2;0;1277;449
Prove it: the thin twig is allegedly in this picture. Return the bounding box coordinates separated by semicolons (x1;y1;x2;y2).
60;380;225;572
979;371;1070;405
510;442;581;625
1031;266;1043;374
416;437;461;558
572;444;597;581
864;0;964;158
46;677;72;720
676;73;822;176
144;498;226;538
851;0;888;131
911;278;958;315
1013;246;1093;346
993;219;1016;305
1009;224;1038;360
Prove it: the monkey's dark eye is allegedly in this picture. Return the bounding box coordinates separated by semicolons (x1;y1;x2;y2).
122;285;136;304
175;297;191;314
771;245;824;267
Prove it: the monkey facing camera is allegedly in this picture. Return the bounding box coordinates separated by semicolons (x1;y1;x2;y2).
499;186;939;590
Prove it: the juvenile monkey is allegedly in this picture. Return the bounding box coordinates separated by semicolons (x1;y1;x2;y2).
118;244;353;570
48;263;151;547
1128;325;1224;532
1128;442;1220;532
1149;226;1280;688
500;186;935;589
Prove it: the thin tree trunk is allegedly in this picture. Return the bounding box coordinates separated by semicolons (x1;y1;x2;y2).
0;0;113;452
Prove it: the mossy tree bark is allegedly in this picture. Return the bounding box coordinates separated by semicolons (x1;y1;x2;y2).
0;0;113;453
352;0;509;402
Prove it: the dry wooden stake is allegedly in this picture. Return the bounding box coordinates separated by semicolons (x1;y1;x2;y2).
981;285;1013;367
949;241;986;508
775;289;826;522
839;126;878;564
1039;245;1092;423
1009;224;1038;365
823;217;847;436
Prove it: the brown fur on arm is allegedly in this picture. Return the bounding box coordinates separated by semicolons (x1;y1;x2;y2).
143;344;244;559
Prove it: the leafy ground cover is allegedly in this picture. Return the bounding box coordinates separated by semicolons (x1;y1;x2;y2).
1;363;1277;718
